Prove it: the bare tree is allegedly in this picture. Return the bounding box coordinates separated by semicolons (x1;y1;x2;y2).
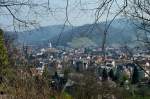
0;0;55;31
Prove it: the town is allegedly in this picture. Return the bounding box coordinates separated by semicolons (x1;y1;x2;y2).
1;0;150;98
12;42;150;98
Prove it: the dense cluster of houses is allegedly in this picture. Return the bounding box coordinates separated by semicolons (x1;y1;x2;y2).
17;44;150;91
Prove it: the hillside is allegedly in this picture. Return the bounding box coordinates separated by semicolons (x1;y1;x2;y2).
6;18;139;48
53;18;137;47
17;25;72;45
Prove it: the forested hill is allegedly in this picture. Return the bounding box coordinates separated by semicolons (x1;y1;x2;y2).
6;18;138;48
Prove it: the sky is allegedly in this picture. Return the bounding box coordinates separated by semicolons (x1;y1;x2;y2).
0;0;124;31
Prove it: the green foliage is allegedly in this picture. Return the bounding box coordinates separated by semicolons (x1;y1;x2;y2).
132;67;139;84
122;73;129;82
115;69;123;82
123;82;150;98
134;85;150;97
102;69;108;80
61;92;73;99
109;69;115;81
126;95;150;99
0;29;17;94
0;29;14;79
0;29;9;69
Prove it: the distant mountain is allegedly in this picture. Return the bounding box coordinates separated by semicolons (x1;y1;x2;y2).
17;25;72;45
53;18;137;47
5;18;139;48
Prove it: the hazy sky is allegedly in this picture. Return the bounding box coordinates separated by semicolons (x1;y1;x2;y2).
0;0;124;31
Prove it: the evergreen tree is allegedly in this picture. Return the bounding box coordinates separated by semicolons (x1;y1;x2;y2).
115;68;123;82
132;67;139;84
97;67;103;76
0;29;15;89
109;69;115;81
102;68;108;80
76;61;82;72
54;71;59;79
0;29;9;75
